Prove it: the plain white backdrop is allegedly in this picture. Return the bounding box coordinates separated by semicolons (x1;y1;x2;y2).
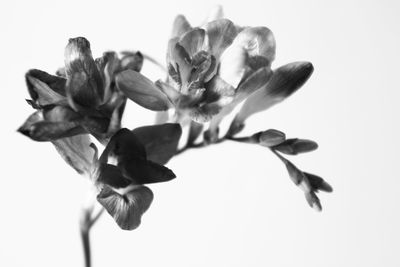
1;0;400;266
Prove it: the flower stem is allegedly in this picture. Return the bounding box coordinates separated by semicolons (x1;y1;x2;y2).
80;206;105;267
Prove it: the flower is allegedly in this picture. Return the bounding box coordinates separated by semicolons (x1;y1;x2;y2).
53;123;182;230
18;37;144;143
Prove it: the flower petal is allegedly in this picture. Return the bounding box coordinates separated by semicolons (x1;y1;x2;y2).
236;66;273;102
187;121;203;145
95;51;121;103
116;70;171;111
219;44;248;88
100;128;147;164
97;163;133;188
232;26;276;64
234;61;314;125
203;5;224;23
179;28;206;59
119;51;144;72
204;19;237;59
26;69;67;106
132;123;182;165
64;37;104;108
97;185;153;230
52;134;94;176
171;15;192;38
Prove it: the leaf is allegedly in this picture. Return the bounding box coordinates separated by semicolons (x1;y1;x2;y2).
97;185;153;230
258;129;286;147
116;70;171;111
234;62;314;125
273;138;318;155
132;123;182;164
52;134;94;176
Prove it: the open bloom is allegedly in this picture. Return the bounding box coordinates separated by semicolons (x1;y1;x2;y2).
19;37;143;143
53;123;181;230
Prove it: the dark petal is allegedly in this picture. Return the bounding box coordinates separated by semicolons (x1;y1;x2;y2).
100;128;147;164
119;158;176;184
171;15;192;38
64;37;104;108
204;19;237;59
116;70;171;111
234;62;314;124
21;121;85;141
179;28;206;59
43;105;81;122
52;134;95;175
132;123;182;165
258;129;286;147
190;101;224;123
119;51;143;72
273;138;318;155
26;69;67;106
304;172;333;193
187;120;203;145
97;163;132;188
168;63;182;86
97;185;153;230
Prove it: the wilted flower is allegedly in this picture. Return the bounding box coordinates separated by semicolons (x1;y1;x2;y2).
18;37;144;143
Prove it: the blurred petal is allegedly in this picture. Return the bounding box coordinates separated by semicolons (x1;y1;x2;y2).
26;69;67;106
171;15;192;38
97;163;132;188
304;172;333;193
179;28;206;58
232;26;276;64
132;123;182;165
97;185;153;230
116;70;171;111
52;134;94;176
204;5;224;23
236;66;273;102
204;19;237;59
234;61;314;124
258;129;286;147
305;191;322;212
154;111;169;124
187;120;203;145
273;138;318;155
219;44;248;88
119;51;143;72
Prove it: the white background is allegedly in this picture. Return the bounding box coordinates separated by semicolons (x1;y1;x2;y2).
1;0;400;266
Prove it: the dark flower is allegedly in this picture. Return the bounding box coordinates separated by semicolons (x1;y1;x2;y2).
18;37;144;143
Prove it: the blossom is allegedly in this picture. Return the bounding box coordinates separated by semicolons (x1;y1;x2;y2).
53;124;182;230
18;37;144;143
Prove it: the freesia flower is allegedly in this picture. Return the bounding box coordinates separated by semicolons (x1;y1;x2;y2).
53;123;181;230
18;37;144;143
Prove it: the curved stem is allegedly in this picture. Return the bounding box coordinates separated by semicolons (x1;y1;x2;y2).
80;206;105;267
